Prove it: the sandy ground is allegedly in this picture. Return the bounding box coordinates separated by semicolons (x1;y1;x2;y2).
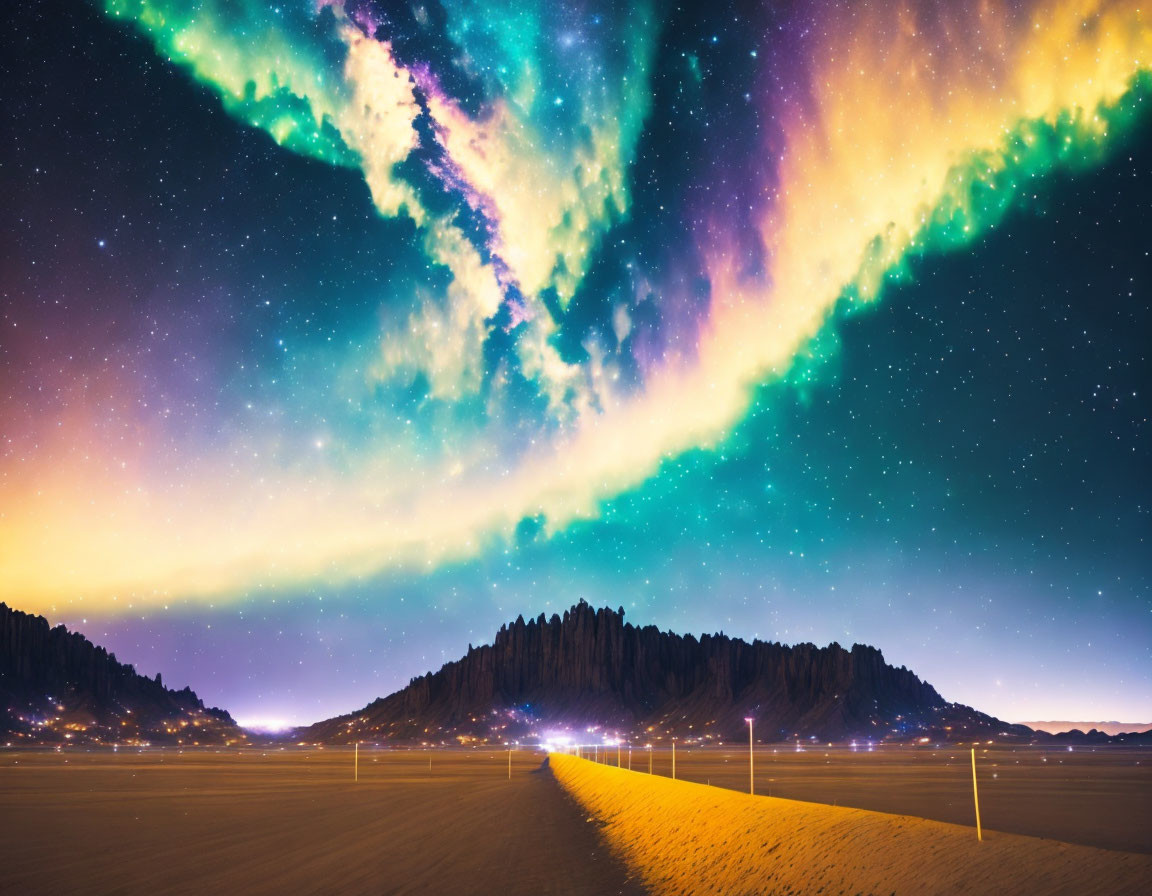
551;753;1152;896
0;748;645;896
602;744;1152;853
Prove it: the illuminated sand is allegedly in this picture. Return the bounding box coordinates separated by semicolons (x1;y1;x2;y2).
0;748;643;896
624;744;1152;853
550;753;1152;896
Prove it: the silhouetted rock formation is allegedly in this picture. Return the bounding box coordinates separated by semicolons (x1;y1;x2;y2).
0;602;241;745
301;601;1033;744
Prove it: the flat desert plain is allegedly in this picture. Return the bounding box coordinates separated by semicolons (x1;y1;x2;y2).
550;753;1152;896
1;745;1149;894
624;743;1152;853
622;741;1152;852
0;748;643;896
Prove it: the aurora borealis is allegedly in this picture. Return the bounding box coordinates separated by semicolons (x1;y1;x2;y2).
2;0;1150;727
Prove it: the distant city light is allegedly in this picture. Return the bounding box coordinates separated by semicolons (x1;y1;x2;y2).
236;718;293;733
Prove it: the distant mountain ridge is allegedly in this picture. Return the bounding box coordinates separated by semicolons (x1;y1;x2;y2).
6;600;1147;748
1020;721;1152;736
300;601;1040;745
0;602;242;745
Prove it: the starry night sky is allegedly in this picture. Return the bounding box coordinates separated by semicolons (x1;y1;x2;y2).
2;1;1150;727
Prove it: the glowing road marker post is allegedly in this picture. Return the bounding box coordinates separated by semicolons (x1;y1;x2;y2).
647;744;652;774
971;747;982;842
617;743;621;768
508;748;512;780
354;742;358;783
672;739;676;780
628;746;632;770
746;718;755;795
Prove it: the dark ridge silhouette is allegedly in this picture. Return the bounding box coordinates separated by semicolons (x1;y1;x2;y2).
7;599;1146;749
300;601;1041;744
0;602;242;745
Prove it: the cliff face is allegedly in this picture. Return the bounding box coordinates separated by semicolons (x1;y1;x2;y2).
302;601;1024;744
0;602;240;745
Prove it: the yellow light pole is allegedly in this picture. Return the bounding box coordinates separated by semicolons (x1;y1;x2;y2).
971;747;982;841
647;744;653;774
628;746;632;770
672;738;676;780
745;718;754;795
617;743;621;767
